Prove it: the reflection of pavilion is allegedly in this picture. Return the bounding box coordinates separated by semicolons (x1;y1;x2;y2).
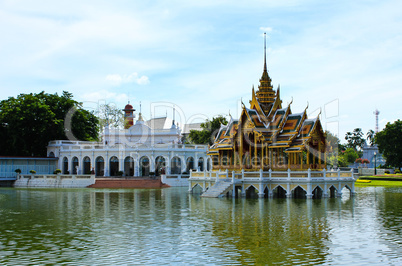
47;104;209;177
190;36;356;198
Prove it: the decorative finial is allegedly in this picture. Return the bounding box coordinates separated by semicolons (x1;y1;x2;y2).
264;32;267;72
172;105;175;125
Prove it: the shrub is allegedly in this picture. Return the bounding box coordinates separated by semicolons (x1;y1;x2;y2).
116;171;124;176
355;158;363;164
395;169;401;174
384;170;390;174
362;159;370;164
54;169;62;174
15;169;21;174
29;170;36;174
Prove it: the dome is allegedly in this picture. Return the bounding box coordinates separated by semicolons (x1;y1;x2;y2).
124;103;134;110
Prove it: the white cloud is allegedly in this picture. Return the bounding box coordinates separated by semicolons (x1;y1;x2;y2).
260;27;273;32
105;73;150;86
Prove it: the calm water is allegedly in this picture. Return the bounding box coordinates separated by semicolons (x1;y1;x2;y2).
0;186;401;265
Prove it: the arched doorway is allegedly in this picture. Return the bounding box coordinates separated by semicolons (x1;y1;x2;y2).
312;186;323;199
273;186;287;198
72;157;79;174
124;157;134;176
171;157;181;174
328;186;337;198
95;156;104;176
140;156;150;176
155;156;166;176
186;157;194;173
207;158;211;171
48;152;55;158
246;186;258;198
62;157;68;174
83;156;91;174
198;157;204;171
109;156;119;176
293;186;307;199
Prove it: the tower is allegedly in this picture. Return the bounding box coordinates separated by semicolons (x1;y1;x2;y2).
123;102;135;129
374;109;380;133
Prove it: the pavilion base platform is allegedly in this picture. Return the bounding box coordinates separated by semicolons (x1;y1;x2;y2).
189;169;356;199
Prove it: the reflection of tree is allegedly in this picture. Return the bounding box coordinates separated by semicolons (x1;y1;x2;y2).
377;187;402;238
189;198;330;265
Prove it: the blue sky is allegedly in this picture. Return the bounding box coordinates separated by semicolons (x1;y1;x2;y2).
0;0;401;143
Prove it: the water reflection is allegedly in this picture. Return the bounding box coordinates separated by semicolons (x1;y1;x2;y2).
0;187;401;265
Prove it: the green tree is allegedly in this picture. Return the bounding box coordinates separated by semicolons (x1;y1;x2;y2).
345;128;365;151
96;103;124;129
325;130;341;156
375;119;402;170
342;148;359;164
188;116;228;145
0;91;99;157
366;129;375;146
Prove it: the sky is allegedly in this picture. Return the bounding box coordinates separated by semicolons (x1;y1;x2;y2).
0;0;401;143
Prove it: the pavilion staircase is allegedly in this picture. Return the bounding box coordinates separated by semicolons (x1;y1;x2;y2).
201;180;233;198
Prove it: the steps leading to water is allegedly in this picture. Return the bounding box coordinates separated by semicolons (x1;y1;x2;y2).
201;180;232;198
87;178;170;188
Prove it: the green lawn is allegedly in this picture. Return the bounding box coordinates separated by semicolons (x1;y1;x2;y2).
356;174;402;187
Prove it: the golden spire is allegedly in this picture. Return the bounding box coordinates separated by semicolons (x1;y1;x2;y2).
256;32;275;106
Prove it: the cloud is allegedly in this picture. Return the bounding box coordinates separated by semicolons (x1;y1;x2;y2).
105;72;150;86
259;27;273;32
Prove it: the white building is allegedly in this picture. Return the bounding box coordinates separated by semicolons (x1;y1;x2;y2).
47;104;209;177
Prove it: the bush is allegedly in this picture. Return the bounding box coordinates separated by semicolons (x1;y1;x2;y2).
395;169;401;174
29;170;36;174
54;169;62;174
116;171;124;176
384;170;390;174
15;169;21;174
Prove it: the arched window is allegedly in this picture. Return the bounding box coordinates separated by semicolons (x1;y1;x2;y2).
171;157;181;175
139;156;150;176
95;156;104;176
72;157;79;174
155;156;166;176
109;156;119;176
124;156;134;176
207;157;211;171
186;157;194;173
198;157;204;171
63;157;69;174
48;152;55;158
83;156;91;174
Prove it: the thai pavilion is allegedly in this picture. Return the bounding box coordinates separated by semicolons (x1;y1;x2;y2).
207;46;327;172
189;36;355;199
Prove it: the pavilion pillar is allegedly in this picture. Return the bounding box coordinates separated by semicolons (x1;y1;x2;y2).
318;143;321;169
261;143;264;169
254;134;257;169
269;149;272;169
240;135;243;168
288;152;291;169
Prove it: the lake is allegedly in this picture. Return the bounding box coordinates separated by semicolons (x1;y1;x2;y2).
0;186;401;265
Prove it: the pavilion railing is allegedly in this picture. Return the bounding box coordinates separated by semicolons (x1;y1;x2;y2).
189;168;355;182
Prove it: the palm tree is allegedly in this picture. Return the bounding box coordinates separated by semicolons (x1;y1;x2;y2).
367;129;375;146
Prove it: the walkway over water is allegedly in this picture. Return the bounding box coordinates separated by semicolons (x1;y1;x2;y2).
189;169;356;199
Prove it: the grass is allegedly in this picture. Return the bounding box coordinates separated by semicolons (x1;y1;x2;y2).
355;180;402;187
356;174;402;187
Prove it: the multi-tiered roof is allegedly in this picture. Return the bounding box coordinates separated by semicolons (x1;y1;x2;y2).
208;36;326;170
